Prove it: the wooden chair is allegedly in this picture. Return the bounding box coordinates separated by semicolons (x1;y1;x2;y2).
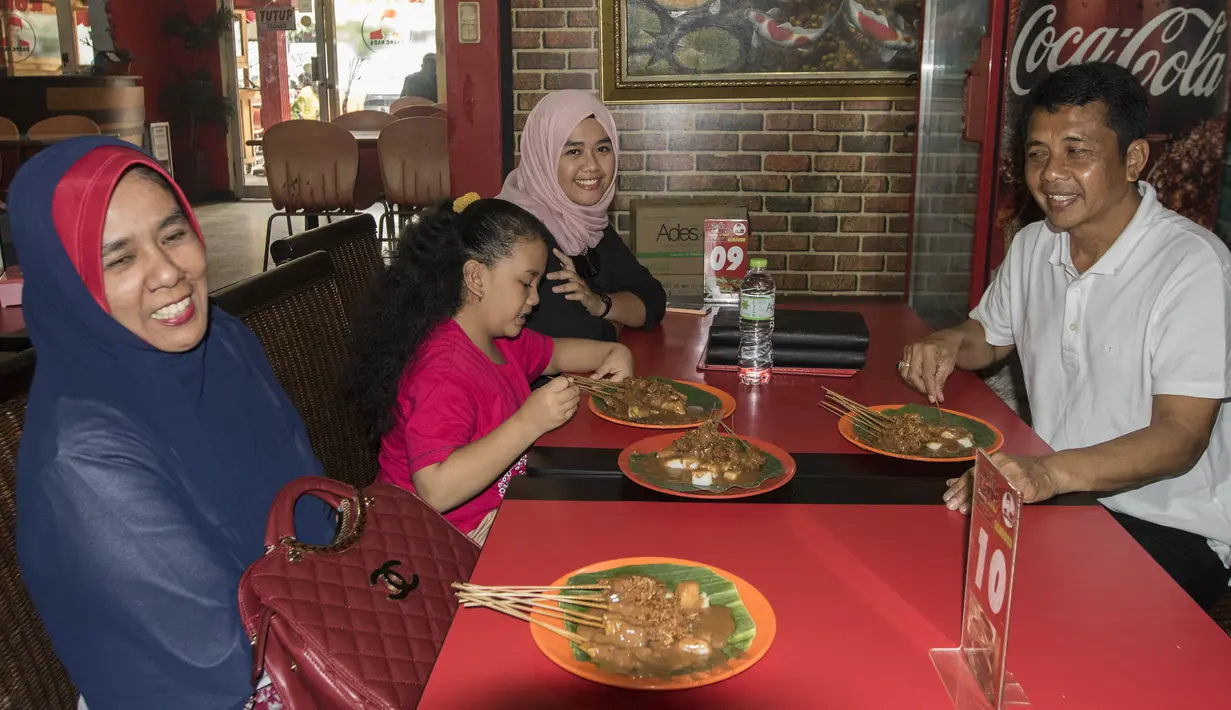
389;96;435;113
261;120;360;271
0;117;16;209
393;105;444;120
377;117;449;249
433;102;447;112
330;110;397;131
212;252;378;488
0;350;79;709
268;213;382;321
27;116;100;141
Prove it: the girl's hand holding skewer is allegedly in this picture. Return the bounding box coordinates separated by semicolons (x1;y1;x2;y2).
516;376;580;436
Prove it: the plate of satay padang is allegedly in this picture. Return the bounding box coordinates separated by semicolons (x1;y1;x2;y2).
573;375;737;429
453;556;776;690
617;417;796;499
821;388;1004;463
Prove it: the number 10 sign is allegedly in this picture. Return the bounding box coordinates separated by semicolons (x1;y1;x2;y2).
931;450;1030;709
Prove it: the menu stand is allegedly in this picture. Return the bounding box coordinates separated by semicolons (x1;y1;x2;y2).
931;450;1031;709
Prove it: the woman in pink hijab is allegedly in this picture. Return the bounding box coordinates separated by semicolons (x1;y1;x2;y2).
498;90;665;344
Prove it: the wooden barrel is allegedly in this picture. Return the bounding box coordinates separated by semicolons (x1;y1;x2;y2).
0;75;145;144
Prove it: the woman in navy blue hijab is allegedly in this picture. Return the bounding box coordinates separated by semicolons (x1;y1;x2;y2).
13;137;335;709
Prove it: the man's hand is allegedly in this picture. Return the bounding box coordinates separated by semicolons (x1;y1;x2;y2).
943;452;1062;514
899;331;963;404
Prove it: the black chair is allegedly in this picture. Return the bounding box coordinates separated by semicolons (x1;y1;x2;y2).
0;350;79;709
268;213;382;322
213;252;378;488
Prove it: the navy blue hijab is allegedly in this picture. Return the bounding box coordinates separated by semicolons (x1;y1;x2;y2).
13;136;334;709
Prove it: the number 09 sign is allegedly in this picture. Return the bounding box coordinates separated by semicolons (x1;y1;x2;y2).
960;450;1024;708
703;218;749;303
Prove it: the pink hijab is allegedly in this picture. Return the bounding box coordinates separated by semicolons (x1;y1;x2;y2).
497;90;619;255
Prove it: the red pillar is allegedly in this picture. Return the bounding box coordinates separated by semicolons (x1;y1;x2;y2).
441;0;504;197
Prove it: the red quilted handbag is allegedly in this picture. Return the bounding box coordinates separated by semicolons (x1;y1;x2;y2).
238;476;481;709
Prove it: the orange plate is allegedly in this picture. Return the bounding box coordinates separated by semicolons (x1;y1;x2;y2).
617;433;797;500
529;557;776;691
588;379;737;430
836;404;1005;463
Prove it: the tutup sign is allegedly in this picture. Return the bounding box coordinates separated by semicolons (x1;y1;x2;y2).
256;6;296;32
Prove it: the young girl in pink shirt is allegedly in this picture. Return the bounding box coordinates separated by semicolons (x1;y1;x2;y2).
346;194;633;543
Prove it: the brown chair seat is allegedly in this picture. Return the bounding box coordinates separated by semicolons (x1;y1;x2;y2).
260;120;361;271
27;116;100;141
389;96;435;113
330;110;397;131
0;350;79;709
377;117;449;249
392;105;444;120
212;252;378;488
268;214;382;322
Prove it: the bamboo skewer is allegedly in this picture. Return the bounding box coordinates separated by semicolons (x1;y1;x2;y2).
454;583;606;592
469;596;589;644
819;401;888;434
716;418;753;451
551;376;706;422
819;389;893;435
453;582;614;641
456;594;605;628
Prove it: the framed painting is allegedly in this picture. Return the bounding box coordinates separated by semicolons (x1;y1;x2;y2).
598;0;923;103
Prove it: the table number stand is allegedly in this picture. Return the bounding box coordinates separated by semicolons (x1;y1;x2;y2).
702;218;748;305
930;449;1031;709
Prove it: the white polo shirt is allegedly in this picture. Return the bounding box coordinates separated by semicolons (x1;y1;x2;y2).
971;183;1231;565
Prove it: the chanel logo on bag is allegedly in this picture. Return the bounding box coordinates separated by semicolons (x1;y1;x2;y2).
370;560;419;601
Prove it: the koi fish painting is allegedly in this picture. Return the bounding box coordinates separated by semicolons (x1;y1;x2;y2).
601;0;923;102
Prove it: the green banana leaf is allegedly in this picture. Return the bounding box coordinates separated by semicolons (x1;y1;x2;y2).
853;403;998;457
560;563;755;673
628;443;785;493
591;377;722;423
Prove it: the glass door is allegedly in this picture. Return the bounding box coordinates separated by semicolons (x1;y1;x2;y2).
226;1;326;197
324;0;437;114
226;0;436;197
906;0;991;329
2;0;92;76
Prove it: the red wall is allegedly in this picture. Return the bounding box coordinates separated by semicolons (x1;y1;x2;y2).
441;0;504;198
110;0;230;195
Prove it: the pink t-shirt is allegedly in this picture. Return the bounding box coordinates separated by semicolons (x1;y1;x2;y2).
377;319;554;533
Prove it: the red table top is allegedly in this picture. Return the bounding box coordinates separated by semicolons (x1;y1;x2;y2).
537;302;1051;457
418;499;1231;709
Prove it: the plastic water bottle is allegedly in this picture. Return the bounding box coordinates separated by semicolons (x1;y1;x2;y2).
738;258;775;385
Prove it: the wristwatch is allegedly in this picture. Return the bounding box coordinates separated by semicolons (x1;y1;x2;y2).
596;292;613;318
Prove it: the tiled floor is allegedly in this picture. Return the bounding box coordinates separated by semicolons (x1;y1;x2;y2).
195;200;384;290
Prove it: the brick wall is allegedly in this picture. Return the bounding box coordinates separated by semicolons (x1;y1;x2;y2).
510;0;918;295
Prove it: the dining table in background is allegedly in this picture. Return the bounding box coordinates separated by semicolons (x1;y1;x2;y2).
417;297;1231;709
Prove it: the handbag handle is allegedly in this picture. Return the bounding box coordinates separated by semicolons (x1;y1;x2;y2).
264;476;367;562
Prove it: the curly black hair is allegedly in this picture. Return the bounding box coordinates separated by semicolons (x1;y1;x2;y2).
345;197;551;439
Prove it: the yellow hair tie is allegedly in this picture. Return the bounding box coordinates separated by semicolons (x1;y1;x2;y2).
453;192;481;213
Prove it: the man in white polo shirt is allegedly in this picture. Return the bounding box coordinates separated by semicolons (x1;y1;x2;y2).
900;62;1231;609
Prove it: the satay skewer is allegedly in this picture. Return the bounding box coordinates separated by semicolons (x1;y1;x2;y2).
462;595;589;644
456;594;605;628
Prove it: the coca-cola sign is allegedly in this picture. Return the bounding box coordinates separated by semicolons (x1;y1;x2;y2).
1009;4;1228;99
994;0;1231;255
